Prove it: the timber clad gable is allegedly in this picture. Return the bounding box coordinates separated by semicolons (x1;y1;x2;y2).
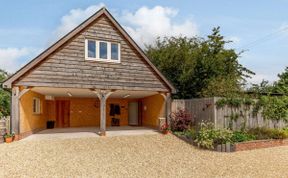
3;7;174;138
15;14;169;92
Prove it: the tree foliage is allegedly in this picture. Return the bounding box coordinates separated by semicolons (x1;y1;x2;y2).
244;68;288;125
274;66;288;94
247;67;288;96
0;69;10;118
146;27;254;98
259;96;288;123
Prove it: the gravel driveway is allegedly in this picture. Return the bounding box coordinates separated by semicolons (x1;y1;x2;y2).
0;134;287;177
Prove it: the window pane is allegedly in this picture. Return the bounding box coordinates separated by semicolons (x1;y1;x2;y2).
111;43;119;60
99;42;107;59
37;100;40;113
88;40;96;58
33;98;40;113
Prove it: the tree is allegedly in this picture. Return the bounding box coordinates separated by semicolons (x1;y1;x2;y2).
247;80;274;96
145;27;254;98
0;69;11;117
274;66;288;94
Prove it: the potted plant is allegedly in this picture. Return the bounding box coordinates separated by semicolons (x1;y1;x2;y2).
3;132;14;143
161;123;170;135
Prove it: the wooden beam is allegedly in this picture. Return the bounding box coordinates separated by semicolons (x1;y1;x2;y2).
94;90;114;136
11;87;20;134
11;87;31;135
160;93;172;125
18;88;31;99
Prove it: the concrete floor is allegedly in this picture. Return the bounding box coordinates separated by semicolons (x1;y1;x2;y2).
22;126;159;141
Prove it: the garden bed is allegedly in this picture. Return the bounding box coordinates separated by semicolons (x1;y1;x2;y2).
174;134;288;152
174;134;235;152
169;109;288;152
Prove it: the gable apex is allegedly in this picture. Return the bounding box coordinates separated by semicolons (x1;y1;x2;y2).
3;7;176;93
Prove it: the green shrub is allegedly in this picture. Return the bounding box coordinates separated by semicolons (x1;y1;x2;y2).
184;128;197;140
194;122;232;149
170;109;193;132
213;129;233;145
231;131;256;143
227;98;242;108
248;127;288;140
194;122;215;149
271;129;288;139
215;98;227;108
173;131;186;137
243;98;255;106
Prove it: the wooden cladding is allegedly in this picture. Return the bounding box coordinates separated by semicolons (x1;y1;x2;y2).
15;14;169;92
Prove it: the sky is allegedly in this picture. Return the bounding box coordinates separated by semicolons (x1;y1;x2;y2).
0;0;287;84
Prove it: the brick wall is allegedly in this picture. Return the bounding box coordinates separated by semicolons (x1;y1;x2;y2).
234;139;288;151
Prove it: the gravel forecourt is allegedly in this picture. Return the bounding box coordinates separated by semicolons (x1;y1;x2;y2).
0;134;287;178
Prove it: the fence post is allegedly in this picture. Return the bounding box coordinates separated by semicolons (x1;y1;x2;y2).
213;97;218;128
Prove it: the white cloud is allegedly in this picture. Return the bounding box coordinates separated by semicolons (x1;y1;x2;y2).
51;4;198;48
279;23;288;31
0;48;40;73
279;23;288;37
122;6;198;47
52;3;105;41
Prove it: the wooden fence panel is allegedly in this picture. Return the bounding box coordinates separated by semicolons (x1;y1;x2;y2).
172;98;215;126
172;98;288;130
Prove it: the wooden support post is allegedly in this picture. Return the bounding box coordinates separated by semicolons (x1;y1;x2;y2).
166;93;171;124
160;93;172;125
11;87;31;136
94;90;114;136
11;87;20;135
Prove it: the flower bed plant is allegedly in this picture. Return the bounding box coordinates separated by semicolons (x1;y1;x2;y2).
174;128;197;140
231;131;256;143
247;127;288;140
194;122;233;149
170;109;193;132
172;120;288;151
160;123;169;134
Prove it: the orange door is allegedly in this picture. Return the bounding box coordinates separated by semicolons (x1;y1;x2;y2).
56;100;70;128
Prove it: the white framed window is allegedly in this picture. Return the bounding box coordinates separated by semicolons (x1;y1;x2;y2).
33;97;41;114
85;39;120;63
